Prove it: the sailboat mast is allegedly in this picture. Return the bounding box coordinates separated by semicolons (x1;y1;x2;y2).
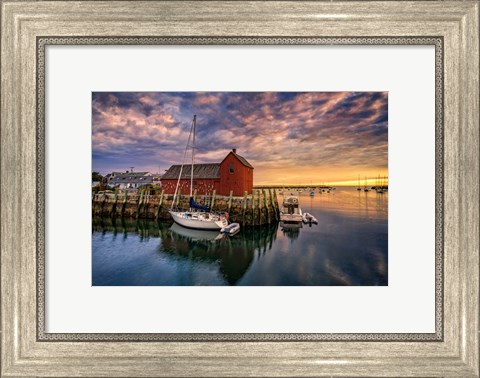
190;115;196;198
171;116;194;210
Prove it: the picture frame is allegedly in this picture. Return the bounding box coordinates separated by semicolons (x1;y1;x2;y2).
1;1;478;376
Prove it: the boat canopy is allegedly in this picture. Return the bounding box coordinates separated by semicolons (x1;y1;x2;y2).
189;197;210;211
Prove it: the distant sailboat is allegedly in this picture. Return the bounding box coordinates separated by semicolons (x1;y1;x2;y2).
356;175;362;191
364;176;370;192
168;115;229;230
376;174;385;194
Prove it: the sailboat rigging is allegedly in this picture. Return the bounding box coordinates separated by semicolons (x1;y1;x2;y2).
169;115;229;230
364;176;370;192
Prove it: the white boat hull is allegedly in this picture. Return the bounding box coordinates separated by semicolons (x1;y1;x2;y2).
280;213;303;223
169;210;228;230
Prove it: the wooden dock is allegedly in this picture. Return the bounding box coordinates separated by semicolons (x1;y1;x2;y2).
92;189;280;227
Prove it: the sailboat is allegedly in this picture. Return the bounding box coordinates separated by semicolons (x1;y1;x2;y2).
356;175;362;191
376;174;385;194
168;115;229;230
364;176;370;192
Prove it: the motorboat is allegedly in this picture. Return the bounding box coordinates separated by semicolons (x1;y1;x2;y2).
280;196;303;223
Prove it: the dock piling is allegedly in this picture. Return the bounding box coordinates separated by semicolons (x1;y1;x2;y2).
136;189;145;219
242;191;247;226
100;192;107;216
262;189;269;224
111;189;118;217
272;189;280;217
228;190;233;212
121;190;128;217
211;190;216;209
143;193;149;218
252;190;256;227
156;190;164;219
268;189;278;221
176;189;181;207
255;190;260;224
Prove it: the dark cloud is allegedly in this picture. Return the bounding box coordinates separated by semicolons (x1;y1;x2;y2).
92;92;388;182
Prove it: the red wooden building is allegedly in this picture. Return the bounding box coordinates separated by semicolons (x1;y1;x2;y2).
161;149;253;196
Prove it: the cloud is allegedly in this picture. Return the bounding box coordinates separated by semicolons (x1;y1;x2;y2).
92;92;388;183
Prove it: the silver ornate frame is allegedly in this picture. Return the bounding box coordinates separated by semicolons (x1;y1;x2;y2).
36;36;444;343
2;1;478;376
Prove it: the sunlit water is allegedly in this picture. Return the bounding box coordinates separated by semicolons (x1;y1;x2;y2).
92;187;387;286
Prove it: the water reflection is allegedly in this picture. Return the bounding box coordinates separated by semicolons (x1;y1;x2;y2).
92;217;279;286
92;187;388;286
164;222;278;285
279;221;302;241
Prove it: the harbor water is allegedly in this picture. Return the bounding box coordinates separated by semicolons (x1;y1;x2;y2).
92;187;388;286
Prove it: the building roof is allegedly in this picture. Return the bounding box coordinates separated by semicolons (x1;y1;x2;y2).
162;163;220;180
109;172;153;185
111;172;149;178
232;151;254;169
220;151;254;169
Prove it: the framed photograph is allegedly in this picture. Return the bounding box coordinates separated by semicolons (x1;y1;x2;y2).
91;90;389;287
1;1;478;377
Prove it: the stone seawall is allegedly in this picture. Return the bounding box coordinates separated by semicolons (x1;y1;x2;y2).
92;189;280;227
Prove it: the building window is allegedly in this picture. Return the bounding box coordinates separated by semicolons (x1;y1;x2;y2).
192;181;197;186
229;163;234;174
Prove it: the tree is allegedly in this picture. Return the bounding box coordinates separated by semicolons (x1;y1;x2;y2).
92;171;103;182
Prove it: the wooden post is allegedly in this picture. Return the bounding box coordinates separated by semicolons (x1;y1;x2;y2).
100;192;107;216
193;189;197;202
121;189;128;218
242;191;247;226
262;189;270;224
144;192;149;218
211;190;216;209
256;190;261;225
272;188;279;217
268;188;277;221
156;190;164;219
252;190;255;227
136;189;144;218
228;190;233;212
111;189;118;217
176;188;181;207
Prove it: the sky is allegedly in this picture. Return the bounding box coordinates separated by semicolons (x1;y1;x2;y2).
92;92;388;186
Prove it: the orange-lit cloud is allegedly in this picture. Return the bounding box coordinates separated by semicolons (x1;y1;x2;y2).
92;92;388;184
